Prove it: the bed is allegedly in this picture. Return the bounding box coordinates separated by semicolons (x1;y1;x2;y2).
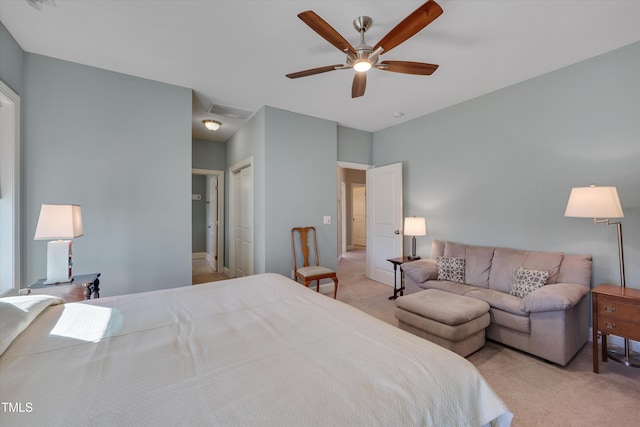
1;273;512;426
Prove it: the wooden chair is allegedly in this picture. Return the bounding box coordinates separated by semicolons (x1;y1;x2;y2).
291;226;339;299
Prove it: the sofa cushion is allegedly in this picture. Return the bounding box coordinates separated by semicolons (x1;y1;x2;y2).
509;267;549;298
519;282;590;313
522;251;563;285
488;248;528;293
465;288;528;316
557;254;592;288
489;308;530;334
442;241;495;288
437;256;465;283
402;258;438;283
420;280;480;296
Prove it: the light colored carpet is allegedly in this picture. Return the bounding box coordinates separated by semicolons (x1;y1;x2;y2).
192;257;229;284
336;248;640;427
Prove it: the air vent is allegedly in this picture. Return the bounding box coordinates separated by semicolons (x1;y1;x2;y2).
207;104;252;120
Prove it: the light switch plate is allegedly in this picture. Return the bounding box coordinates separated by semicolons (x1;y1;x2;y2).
323;215;331;224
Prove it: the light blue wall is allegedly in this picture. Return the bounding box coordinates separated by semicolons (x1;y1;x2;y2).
0;21;23;96
23;53;192;296
192;138;226;171
373;41;640;290
337;125;372;165
225;106;339;278
264;106;338;277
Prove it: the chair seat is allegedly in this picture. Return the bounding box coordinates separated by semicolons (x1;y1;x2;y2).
297;266;335;278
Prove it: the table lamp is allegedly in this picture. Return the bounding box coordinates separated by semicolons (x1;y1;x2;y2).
34;204;83;284
404;216;427;260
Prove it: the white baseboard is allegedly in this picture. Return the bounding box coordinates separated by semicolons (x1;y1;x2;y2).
192;252;208;260
223;266;230;276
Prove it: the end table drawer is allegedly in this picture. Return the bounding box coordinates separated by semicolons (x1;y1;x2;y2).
597;297;640;323
597;317;640;342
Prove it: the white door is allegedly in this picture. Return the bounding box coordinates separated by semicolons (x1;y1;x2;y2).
233;165;253;277
207;175;218;271
366;162;403;286
352;184;366;247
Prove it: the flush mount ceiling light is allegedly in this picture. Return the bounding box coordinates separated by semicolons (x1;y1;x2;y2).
202;119;222;131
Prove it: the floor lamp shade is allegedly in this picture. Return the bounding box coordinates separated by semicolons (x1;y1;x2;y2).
34;204;84;284
404;216;427;260
564;186;623;219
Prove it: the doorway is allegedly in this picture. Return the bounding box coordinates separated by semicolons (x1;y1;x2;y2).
192;168;225;282
337;162;370;277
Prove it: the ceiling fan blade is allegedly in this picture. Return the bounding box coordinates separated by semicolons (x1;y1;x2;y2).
379;61;439;75
352;73;366;98
373;0;443;54
286;65;343;79
298;11;356;54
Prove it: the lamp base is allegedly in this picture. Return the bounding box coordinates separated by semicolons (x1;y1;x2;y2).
44;240;73;284
607;344;640;368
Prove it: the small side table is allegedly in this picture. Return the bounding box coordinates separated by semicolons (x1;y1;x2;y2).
23;273;101;303
591;284;640;373
387;257;416;300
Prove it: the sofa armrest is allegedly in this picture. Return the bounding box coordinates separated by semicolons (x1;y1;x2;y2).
519;283;590;313
402;259;438;284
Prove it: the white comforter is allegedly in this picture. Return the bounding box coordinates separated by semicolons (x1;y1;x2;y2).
1;273;511;426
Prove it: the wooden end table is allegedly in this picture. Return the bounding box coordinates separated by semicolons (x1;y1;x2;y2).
387;257;417;300
23;273;101;303
591;284;640;373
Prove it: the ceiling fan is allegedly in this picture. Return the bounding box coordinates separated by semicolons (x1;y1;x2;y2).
286;0;443;98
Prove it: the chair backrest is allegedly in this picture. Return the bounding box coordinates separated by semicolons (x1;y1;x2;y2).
291;227;320;271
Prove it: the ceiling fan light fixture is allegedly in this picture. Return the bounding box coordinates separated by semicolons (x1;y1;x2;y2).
353;60;372;72
202;119;221;131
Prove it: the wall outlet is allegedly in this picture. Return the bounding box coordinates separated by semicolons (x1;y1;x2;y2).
323;215;332;224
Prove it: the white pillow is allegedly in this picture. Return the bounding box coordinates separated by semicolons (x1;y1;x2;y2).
0;295;64;355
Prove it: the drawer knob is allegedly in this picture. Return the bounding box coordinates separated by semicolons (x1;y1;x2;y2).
604;321;616;330
604;306;616;313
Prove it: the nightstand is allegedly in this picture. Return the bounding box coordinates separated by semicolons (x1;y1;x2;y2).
22;273;101;303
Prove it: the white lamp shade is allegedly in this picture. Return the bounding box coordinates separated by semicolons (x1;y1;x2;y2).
34;204;84;240
564;186;624;219
404;216;427;236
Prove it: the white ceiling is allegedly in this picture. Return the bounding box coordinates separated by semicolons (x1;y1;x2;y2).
2;0;639;143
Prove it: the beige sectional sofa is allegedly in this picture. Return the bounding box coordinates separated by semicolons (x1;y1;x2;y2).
401;240;592;365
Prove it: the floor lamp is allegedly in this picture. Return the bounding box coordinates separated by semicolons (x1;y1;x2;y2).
565;184;638;368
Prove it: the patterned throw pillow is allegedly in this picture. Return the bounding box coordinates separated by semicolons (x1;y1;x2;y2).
510;267;549;298
436;256;465;283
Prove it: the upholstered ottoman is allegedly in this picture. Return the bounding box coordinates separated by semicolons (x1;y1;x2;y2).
395;289;491;357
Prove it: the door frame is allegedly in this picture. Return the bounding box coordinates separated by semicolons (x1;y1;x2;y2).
192;168;224;274
0;80;20;296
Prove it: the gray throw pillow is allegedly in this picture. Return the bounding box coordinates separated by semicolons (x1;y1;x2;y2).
437;256;465;283
510;267;549;298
